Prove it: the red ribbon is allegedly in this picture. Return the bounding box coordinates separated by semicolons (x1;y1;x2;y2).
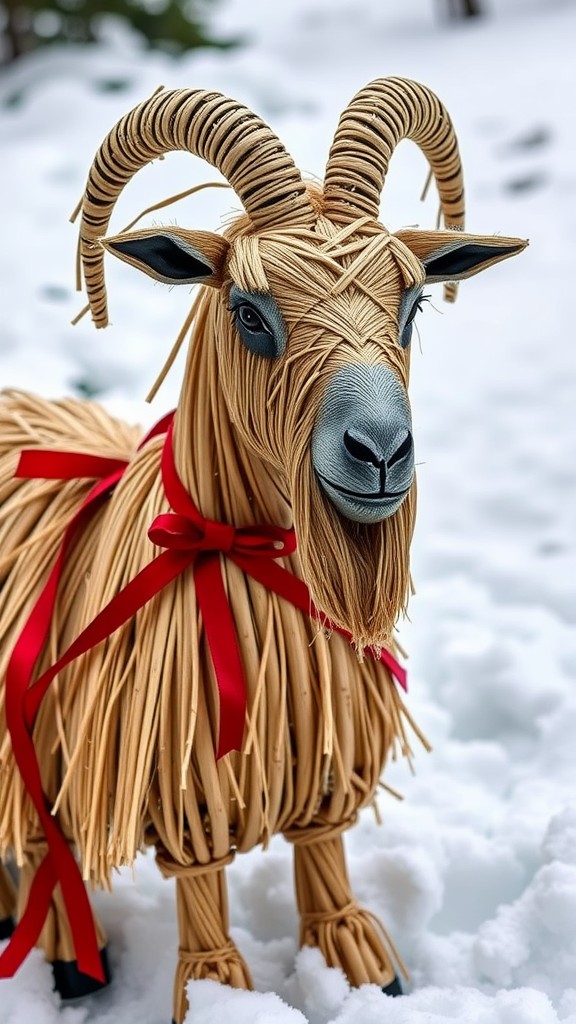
0;412;407;984
0;467;124;981
0;414;171;981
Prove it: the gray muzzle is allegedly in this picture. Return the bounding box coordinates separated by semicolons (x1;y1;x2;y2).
311;364;414;523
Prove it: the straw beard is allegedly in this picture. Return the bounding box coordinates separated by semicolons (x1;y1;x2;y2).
287;444;416;653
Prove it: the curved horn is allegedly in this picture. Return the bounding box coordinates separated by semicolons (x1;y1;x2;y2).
323;77;465;229
79;88;316;326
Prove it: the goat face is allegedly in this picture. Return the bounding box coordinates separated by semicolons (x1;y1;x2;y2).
102;217;524;528
222;220;419;527
82;79;527;536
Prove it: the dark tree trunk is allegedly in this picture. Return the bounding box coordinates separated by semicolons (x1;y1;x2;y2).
445;0;483;19
3;0;25;61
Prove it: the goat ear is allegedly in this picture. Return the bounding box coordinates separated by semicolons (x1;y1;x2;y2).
99;227;229;288
394;228;528;283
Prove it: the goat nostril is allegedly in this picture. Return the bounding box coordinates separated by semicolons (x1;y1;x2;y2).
387;432;413;469
344;430;383;468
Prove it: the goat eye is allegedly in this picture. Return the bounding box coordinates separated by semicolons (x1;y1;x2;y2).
228;286;287;359
236;303;269;334
400;292;430;349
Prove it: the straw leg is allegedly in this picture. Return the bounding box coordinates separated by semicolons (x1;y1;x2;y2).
285;823;405;993
0;860;17;939
156;849;252;1024
17;839;111;998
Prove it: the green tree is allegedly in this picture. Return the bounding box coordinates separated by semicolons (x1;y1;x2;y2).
1;0;237;63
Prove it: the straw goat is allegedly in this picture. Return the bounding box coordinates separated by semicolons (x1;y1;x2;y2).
0;78;526;1022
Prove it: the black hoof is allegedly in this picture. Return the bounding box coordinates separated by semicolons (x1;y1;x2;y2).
52;945;112;999
0;916;15;940
382;974;403;997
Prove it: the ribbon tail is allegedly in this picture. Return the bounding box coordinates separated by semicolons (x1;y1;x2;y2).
194;555;247;759
9;469;127;730
0;857;56;978
4;663;104;979
9;549;192;980
24;548;193;726
0;840;104;982
1;471;128;980
42;817;105;980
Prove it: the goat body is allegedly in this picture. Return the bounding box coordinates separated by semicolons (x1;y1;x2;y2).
0;78;526;1022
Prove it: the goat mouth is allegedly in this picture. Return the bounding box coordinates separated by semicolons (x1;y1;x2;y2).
317;473;410;501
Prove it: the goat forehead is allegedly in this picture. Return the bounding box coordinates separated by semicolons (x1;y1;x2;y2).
253;232;412;316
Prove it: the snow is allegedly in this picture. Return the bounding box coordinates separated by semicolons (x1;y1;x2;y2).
1;0;576;1021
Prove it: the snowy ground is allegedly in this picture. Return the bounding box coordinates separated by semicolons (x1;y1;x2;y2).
1;0;576;1022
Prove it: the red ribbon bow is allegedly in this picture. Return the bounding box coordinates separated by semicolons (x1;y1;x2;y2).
147;420;297;757
0;411;406;985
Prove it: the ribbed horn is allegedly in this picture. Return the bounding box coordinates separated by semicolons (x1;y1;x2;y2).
323;77;465;230
79;88;316;327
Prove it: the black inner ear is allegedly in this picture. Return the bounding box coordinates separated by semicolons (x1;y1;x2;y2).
425;242;521;279
109;235;212;281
